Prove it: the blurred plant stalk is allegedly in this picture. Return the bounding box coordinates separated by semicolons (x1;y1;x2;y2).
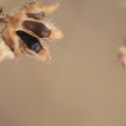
118;40;126;67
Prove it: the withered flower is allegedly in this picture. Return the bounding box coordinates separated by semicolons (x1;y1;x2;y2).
0;1;63;62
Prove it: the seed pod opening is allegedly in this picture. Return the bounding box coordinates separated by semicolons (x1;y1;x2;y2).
16;30;41;52
22;21;51;38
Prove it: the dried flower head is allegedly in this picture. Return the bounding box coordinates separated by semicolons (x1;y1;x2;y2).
0;1;63;62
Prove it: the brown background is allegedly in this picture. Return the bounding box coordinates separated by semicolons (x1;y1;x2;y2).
0;0;126;126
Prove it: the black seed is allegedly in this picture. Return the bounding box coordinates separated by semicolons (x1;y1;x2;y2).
16;30;41;52
23;21;51;38
27;12;45;20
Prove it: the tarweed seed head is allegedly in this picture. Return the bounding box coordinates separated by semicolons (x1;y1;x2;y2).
0;2;63;62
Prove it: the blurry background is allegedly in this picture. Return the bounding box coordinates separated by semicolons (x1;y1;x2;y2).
0;0;126;126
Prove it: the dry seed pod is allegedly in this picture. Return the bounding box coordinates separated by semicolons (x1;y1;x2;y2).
0;1;63;62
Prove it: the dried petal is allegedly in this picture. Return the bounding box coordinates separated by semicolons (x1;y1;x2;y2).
26;2;59;15
43;3;59;14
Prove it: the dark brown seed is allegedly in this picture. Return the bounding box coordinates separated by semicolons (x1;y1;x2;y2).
23;20;51;38
0;7;3;14
27;12;45;20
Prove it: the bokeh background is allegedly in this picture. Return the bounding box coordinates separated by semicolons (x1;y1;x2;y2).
0;0;126;126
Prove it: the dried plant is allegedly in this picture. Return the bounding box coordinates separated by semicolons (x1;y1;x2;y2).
0;1;63;62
